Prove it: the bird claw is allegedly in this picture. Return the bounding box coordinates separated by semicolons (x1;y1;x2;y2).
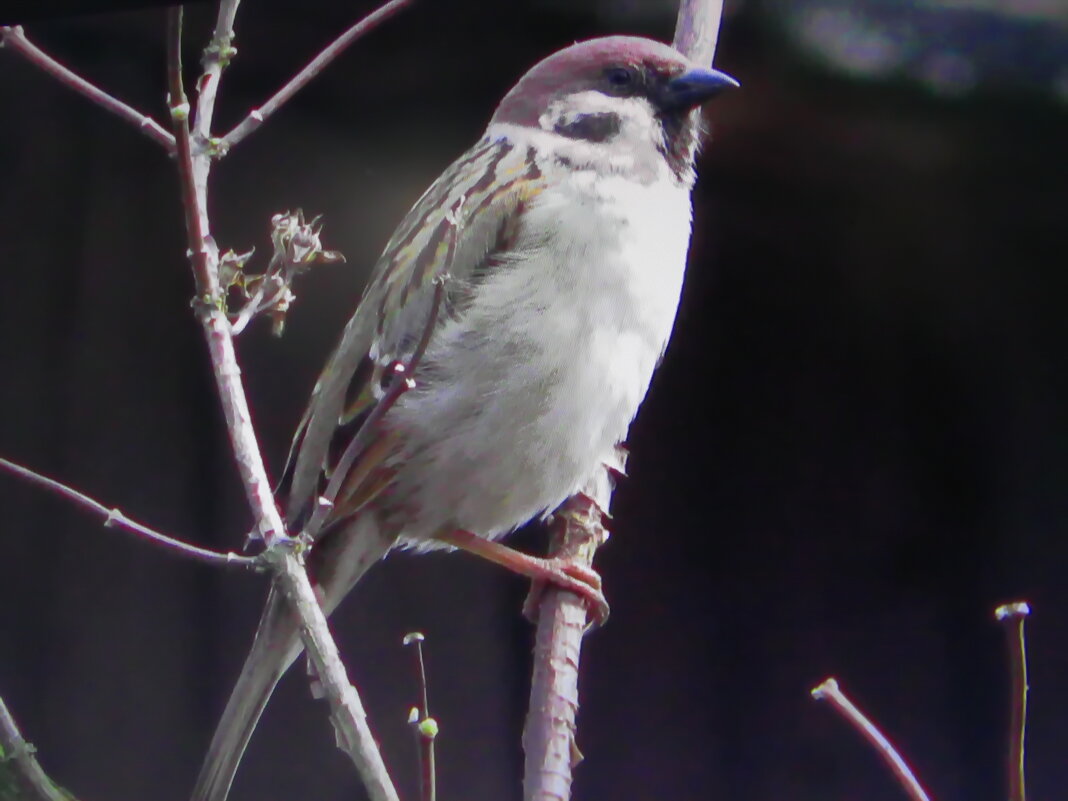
522;559;610;628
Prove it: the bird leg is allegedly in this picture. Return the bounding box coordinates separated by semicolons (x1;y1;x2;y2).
435;528;609;626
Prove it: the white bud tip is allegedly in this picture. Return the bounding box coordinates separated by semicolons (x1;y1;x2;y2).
402;631;425;645
810;678;839;700
316;496;334;509
407;706;420;724
995;601;1031;620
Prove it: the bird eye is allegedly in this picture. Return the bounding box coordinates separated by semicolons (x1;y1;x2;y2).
604;67;636;91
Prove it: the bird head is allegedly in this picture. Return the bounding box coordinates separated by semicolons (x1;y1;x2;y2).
491;36;738;183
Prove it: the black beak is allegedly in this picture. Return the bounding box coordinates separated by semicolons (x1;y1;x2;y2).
660;66;740;110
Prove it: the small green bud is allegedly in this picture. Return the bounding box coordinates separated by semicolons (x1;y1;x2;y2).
169;101;190;121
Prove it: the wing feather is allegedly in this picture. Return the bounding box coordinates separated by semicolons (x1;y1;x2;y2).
281;136;546;532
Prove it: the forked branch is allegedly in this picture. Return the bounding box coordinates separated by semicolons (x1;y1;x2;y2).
165;5;400;799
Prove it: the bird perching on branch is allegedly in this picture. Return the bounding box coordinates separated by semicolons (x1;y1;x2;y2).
193;34;737;801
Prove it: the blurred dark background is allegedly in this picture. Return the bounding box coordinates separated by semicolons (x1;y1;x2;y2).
1;0;1067;799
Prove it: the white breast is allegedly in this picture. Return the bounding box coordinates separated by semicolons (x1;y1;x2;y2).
388;155;693;543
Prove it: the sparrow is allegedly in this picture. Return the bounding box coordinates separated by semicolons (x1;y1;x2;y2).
192;34;737;801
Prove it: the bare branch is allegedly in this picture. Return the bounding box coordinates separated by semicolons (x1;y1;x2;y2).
168;6;286;546
219;0;416;151
811;678;932;801
0;25;175;151
0;694;71;801
672;0;724;66
0;456;255;568
167;8;400;799
522;464;617;801
403;632;437;801
266;548;400;801
995;601;1031;801
522;4;727;800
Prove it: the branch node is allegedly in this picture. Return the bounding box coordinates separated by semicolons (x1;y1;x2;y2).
169;100;191;121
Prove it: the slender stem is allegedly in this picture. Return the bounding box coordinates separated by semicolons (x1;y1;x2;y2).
812;678;932;801
404;633;437;801
168;8;217;303
995;602;1031;801
219;0;416;151
168;6;286;546
0;457;255;568
168;7;399;799
0;695;70;801
0;26;176;151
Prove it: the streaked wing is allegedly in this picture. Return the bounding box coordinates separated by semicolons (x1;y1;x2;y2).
281;135;547;532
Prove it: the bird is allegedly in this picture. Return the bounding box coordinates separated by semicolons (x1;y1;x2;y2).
192;34;737;801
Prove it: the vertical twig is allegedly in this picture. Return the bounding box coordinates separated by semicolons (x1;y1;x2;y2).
811;678;932;801
167;5;285;546
521;464;617;801
672;0;722;66
995;601;1031;801
403;632;437;801
521;3;725;800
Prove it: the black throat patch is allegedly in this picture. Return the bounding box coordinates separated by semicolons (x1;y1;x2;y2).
657;108;704;183
553;112;622;143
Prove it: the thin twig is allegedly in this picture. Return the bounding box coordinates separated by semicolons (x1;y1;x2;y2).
0;456;255;568
0;694;71;801
0;25;175;151
404;632;437;801
812;678;932;801
167;7;400;799
219;0;416;151
995;601;1031;801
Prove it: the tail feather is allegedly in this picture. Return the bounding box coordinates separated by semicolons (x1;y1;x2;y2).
190;590;300;801
191;517;394;801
